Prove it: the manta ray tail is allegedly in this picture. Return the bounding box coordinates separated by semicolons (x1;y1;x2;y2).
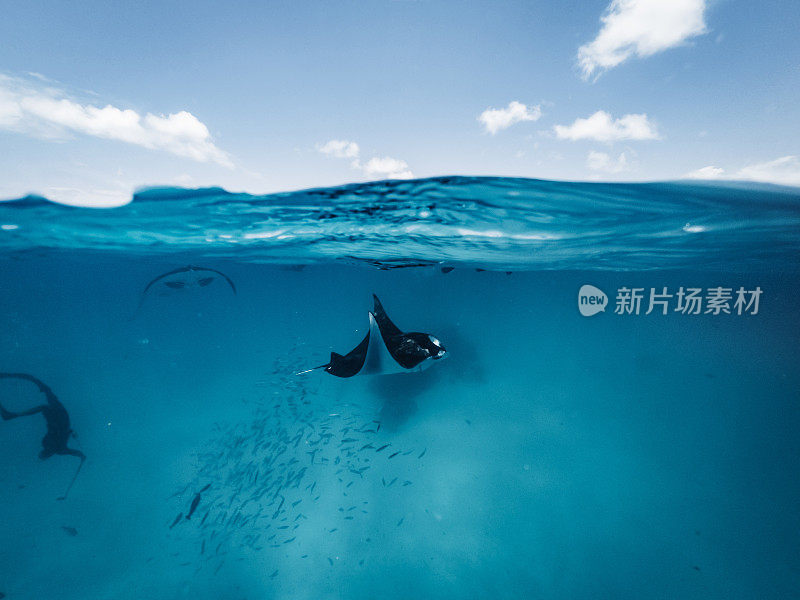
295;361;330;376
295;350;350;375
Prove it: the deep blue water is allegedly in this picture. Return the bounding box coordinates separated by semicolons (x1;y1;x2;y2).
0;177;799;599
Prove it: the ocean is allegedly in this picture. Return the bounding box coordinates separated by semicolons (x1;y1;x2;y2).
0;176;799;599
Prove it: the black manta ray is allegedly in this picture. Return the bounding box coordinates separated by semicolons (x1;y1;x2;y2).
134;265;237;314
300;295;447;377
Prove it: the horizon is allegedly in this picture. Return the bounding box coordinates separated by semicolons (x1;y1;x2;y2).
7;173;800;210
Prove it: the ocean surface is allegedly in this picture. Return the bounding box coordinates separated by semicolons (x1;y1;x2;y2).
0;176;799;599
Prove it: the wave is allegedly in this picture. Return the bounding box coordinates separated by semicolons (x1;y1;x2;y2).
1;176;799;271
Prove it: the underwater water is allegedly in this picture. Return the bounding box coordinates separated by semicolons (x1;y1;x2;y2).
0;177;799;599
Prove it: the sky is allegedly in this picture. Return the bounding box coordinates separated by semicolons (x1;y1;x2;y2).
0;0;799;206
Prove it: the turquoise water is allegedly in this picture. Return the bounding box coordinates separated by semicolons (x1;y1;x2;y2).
0;177;799;599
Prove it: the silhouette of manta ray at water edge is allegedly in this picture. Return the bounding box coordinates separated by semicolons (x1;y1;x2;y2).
0;373;85;500
131;265;238;318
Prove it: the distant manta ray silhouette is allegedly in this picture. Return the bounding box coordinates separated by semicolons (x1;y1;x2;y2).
299;295;447;377
132;265;237;317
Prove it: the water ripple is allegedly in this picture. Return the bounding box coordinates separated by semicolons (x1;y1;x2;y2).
1;177;799;271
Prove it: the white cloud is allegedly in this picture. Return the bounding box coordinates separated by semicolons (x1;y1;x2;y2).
578;0;708;79
736;156;800;187
684;165;725;179
478;101;542;134
683;157;800;187
587;150;629;173
358;156;414;180
0;74;231;166
317;138;414;180
316;139;360;159
554;110;659;142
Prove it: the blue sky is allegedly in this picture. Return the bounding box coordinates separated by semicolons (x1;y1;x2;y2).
1;0;799;205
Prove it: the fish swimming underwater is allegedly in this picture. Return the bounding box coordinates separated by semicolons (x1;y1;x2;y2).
299;295;447;377
186;493;201;520
133;265;236;315
186;484;210;520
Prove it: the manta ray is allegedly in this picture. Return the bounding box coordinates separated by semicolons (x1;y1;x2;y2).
300;295;447;377
134;265;237;314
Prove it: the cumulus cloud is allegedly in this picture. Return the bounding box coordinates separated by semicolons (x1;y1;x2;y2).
578;0;708;79
358;156;414;180
478;101;542;134
554;110;659;142
587;150;629;173
684;157;800;187
317;138;414;180
316;139;360;159
684;165;725;179
0;74;231;166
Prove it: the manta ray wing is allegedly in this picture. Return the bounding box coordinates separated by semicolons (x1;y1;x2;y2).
324;328;372;378
372;294;403;337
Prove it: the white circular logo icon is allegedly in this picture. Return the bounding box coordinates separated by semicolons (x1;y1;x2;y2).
578;284;607;316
